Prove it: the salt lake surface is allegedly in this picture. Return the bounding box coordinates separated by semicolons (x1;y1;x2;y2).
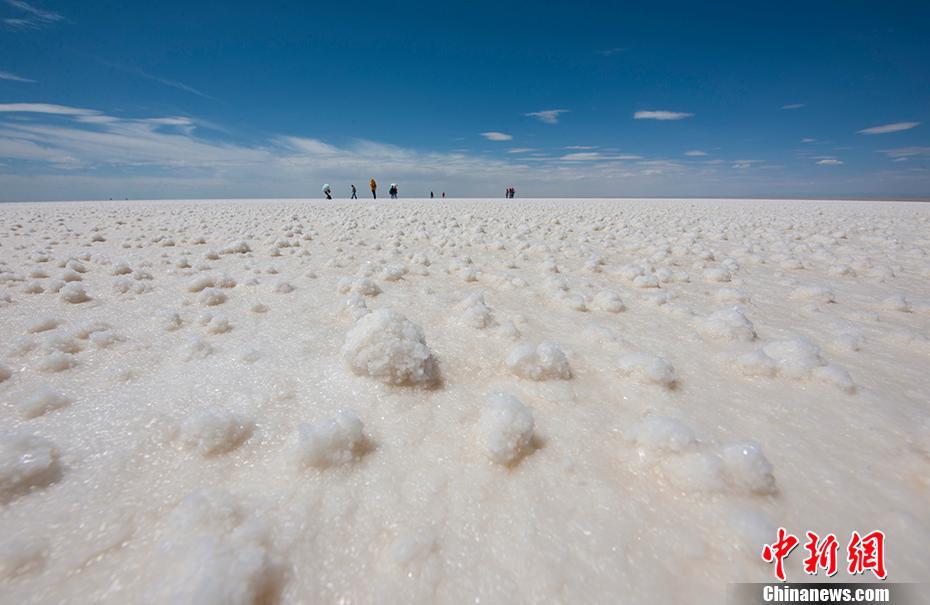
1;198;929;603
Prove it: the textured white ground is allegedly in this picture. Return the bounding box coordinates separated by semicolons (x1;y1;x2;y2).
1;198;929;604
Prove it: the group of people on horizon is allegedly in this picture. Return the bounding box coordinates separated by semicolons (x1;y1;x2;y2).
505;187;516;198
322;179;447;200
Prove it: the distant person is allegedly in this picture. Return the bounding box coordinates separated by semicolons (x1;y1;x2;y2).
322;184;332;200
430;191;434;198
389;183;398;199
350;184;358;199
370;177;377;199
442;192;445;198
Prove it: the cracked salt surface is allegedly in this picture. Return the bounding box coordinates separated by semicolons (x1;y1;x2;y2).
1;198;929;603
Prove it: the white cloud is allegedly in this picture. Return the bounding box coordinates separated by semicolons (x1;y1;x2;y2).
0;70;35;82
0;103;98;115
732;160;764;169
858;122;920;135
560;152;602;161
634;110;694;121
480;131;512;141
507;148;536;154
801;138;816;143
684;150;706;156
816;159;843;165
564;145;596;150
2;102;926;200
781;103;806;110
879;146;930;158
525;109;569;124
3;0;63;30
560;152;641;161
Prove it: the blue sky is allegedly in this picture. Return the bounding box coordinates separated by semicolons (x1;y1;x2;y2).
1;0;928;200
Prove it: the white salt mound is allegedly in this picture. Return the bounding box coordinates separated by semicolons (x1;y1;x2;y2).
295;410;365;468
342;309;438;386
719;441;777;495
505;341;572;381
0;432;60;503
27;316;59;333
179;409;254;456
626;416;695;453
761;338;823;378
734;350;777;377
17;388;71;419
476;393;535;465
592;290;625;313
617;352;677;387
59;283;90;303
36;352;76;373
696;308;756;342
152;490;276;605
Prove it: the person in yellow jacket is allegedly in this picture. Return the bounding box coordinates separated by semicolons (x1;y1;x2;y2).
369;178;377;199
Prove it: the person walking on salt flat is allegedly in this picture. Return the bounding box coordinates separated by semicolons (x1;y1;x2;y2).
370;178;377;199
322;184;332;200
350;184;357;199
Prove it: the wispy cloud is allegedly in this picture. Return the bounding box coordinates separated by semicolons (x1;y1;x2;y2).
684;150;706;156
816;158;843;165
596;47;627;56
801;138;816;143
0;103;98;115
481;131;512;141
3;0;63;30
0;69;35;82
781;103;806;110
507;148;536;154
95;58;216;100
560;152;641;161
732;159;764;169
879;147;930;158
525;109;569;124
634;110;694;121
564;145;596;150
858;122;920;135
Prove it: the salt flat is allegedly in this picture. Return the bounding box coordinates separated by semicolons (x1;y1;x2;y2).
1;198;929;604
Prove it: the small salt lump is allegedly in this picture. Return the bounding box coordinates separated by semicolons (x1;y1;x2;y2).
505;341;572;381
625;416;696;453
476;393;535;465
0;432;61;504
17;388;71;419
295;410;365;468
342;309;439;386
617;352;677;387
719;441;776;495
591;290;625;313
179;409;254;456
59;283;90;303
199;288;227;306
761;338;823;378
696;308;756;342
152;490;275;605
